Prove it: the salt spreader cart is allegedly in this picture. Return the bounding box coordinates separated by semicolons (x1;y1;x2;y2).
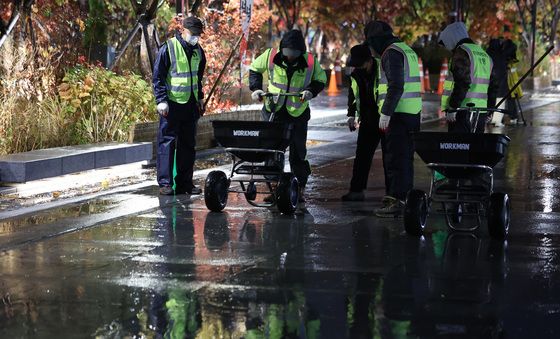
204;93;301;214
404;106;511;239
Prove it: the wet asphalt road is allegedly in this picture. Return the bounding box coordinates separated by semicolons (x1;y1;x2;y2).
1;102;560;338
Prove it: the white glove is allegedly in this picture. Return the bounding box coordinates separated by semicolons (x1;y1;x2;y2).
300;90;313;102
347;116;356;131
379;114;391;132
251;90;265;101
157;102;169;117
446;112;457;122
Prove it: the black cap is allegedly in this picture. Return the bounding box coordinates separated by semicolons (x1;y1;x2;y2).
347;44;371;67
279;29;307;53
364;20;393;39
183;16;204;35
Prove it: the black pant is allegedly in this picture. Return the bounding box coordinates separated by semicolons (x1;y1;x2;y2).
448;110;486;133
506;97;518;119
262;108;311;187
381;112;421;200
156;100;200;190
349;119;382;192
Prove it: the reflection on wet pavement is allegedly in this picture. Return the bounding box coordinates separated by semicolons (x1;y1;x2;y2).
1;103;560;337
0;198;117;235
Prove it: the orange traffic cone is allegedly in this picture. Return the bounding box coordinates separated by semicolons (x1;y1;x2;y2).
419;57;425;94
424;68;432;93
437;58;448;96
327;68;340;96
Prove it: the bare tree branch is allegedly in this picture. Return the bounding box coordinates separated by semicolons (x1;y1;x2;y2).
515;0;532;46
190;0;203;15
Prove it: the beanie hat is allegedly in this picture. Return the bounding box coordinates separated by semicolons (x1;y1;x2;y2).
438;22;469;51
183;16;204;35
364;20;393;39
347;44;372;67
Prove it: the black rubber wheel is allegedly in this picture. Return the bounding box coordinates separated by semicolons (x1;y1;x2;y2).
276;173;299;214
204;171;229;212
244;181;257;201
404;189;428;236
487;192;510;239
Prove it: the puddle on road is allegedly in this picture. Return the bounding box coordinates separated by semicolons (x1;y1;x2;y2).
538;167;560;179
0;198;118;235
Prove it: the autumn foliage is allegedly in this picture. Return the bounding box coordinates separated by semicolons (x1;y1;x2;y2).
0;0;559;154
196;0;271;113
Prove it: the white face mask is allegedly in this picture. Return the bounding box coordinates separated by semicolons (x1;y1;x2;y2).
185;34;200;46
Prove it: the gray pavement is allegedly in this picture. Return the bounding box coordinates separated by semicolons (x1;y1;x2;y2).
1;93;560;337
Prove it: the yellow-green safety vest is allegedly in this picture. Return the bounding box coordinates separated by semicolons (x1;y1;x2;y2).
377;42;422;114
441;43;492;111
250;48;327;117
507;60;523;99
350;66;378;120
166;37;201;104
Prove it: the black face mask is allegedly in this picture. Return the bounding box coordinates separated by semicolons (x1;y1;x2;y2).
367;37;386;55
283;55;299;65
367;35;395;55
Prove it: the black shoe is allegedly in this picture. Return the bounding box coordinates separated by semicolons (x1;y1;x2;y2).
159;186;174;195
187;186;202;195
263;194;275;203
341;191;365;201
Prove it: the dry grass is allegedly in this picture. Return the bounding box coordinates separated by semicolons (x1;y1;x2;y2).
0;35;74;155
0;34;155;155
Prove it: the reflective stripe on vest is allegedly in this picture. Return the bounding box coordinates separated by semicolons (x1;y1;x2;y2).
350;72;377;120
166;37;201;104
266;48;315;117
377;42;422;115
441;43;492;111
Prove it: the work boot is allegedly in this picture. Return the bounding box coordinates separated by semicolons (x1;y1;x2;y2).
263;194;275;203
187;185;202;195
175;184;202;195
159;186;174;196
374;196;404;217
373;196;392;213
341;190;365;201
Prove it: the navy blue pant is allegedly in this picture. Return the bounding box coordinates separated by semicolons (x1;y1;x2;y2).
156;100;200;190
381;112;421;201
349;119;382;192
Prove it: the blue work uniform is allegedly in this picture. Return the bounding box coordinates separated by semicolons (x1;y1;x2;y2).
152;34;206;192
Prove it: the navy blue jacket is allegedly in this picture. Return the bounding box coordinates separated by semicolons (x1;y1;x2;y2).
152;34;207;104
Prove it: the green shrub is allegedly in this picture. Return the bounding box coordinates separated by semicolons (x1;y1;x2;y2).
58;65;157;143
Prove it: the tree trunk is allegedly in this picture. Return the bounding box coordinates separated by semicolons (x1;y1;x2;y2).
140;23;157;80
191;0;203;15
78;0;88;12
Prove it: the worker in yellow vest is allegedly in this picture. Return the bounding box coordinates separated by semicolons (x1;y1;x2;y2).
152;16;206;196
341;44;382;202
364;21;422;217
503;39;523;125
438;22;498;133
249;30;327;202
